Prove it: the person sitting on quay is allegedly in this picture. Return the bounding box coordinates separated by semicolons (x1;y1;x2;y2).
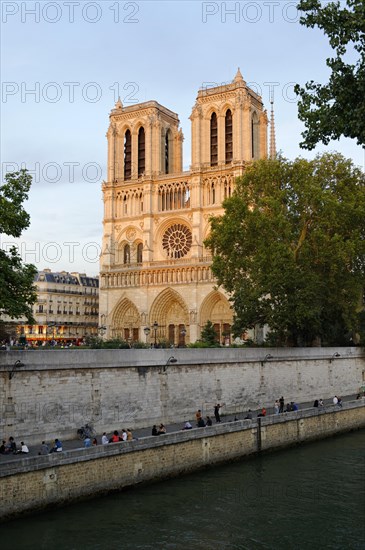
101;432;109;445
337;397;343;408
84;437;91;448
0;440;6;454
126;429;133;441
110;430;122;443
17;442;29;454
257;407;266;417
333;395;339;406
4;436;17;454
50;438;63;453
197;417;206;427
206;416;213;426
286;402;293;413
291;402;299;411
313;399;319;408
39;441;49;455
182;421;193;430
152;425;159;436
121;429;127;441
244;409;253;420
319;399;324;408
92;438;98;446
157;423;166;435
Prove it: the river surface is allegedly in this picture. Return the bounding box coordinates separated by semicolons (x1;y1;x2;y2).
1;430;364;549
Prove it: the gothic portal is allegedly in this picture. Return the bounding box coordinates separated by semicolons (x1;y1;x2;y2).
99;70;269;345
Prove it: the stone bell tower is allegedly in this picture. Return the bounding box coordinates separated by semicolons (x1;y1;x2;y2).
190;68;268;171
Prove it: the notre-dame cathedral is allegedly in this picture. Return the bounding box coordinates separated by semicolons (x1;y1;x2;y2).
99;70;272;345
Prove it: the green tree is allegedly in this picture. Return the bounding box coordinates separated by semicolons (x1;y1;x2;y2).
205;154;365;346
295;0;365;149
201;320;219;346
0;170;37;321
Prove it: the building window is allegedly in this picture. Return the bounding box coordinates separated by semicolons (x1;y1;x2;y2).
225;109;233;163
165;130;172;174
38;305;43;313
138;127;145;177
124;244;130;264
137;243;143;263
210;112;218;166
124;129;132;180
252;113;259;159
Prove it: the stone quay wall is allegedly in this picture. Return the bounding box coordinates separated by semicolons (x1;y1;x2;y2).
0;347;364;445
0;401;364;521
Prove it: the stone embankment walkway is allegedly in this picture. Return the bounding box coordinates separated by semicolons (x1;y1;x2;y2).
0;394;360;465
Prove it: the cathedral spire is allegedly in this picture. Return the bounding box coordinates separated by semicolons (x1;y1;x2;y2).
269;94;276;159
115;97;123;110
233;67;245;84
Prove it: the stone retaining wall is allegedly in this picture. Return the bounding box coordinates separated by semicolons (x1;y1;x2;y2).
0;347;364;445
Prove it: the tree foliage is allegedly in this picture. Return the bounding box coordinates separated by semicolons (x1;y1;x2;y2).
0;170;37;321
205;154;365;346
295;0;365;149
200;320;220;346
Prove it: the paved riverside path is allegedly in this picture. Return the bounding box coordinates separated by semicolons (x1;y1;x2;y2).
0;394;361;465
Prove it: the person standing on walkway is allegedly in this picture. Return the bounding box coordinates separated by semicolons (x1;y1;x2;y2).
195;409;202;424
279;396;284;413
214;403;221;423
274;400;280;414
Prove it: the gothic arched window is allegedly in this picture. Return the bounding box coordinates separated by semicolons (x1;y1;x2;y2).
210;112;218;166
137;243;143;263
225;109;233;164
138;127;145;177
124;130;131;180
251;113;259;159
165;130;171;174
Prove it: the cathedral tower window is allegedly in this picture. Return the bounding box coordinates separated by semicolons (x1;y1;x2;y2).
138;127;145;177
225;109;233;164
210;112;218;166
137;243;143;263
165;130;171;174
251;112;259;159
124;130;131;180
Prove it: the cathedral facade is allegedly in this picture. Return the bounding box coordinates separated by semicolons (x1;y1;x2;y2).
99;70;269;345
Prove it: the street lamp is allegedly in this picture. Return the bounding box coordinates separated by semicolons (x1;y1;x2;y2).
9;360;25;380
153;321;158;348
163;356;177;372
330;352;340;363
143;326;150;343
261;353;273;367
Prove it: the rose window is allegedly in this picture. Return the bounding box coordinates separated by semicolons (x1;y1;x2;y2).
162;224;192;259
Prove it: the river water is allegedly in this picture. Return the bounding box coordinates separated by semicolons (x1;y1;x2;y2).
1;430;364;549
